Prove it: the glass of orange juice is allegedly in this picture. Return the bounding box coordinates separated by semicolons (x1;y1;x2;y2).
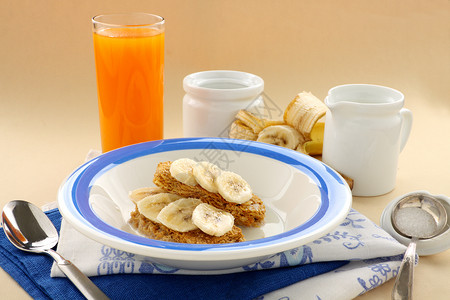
92;13;164;152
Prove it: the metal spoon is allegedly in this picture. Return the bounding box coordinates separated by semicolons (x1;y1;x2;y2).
391;193;448;300
2;200;109;300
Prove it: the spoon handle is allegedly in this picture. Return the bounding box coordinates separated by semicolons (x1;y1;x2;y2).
45;249;109;300
392;237;417;300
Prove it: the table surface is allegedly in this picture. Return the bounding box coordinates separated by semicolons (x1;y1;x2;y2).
1;1;449;299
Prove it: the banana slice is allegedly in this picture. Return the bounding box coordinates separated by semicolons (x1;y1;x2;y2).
137;193;182;222
236;110;285;134
157;198;202;232
192;203;235;237
229;120;258;140
129;187;166;204
283;92;327;140
256;124;303;149
192;161;222;193
169;158;198;186
216;171;252;204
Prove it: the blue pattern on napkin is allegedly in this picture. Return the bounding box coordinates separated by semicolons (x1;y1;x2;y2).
0;208;348;300
91;209;398;278
356;255;402;296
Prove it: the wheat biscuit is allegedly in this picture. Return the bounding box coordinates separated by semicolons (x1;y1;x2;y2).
129;207;245;244
153;161;266;227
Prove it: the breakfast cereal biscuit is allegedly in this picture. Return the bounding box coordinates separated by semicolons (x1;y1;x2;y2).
129;207;245;244
153;161;265;227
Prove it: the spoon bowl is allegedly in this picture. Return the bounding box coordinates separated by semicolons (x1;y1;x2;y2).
2;200;59;252
2;200;109;300
390;193;447;300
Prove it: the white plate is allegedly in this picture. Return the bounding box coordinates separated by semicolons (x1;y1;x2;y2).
58;138;352;270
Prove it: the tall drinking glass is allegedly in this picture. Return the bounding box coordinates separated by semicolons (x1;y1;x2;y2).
92;13;165;152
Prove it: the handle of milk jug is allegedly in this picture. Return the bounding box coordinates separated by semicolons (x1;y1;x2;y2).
399;108;413;152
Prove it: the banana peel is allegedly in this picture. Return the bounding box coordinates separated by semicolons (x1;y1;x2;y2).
229;120;258;140
296;121;324;156
284;92;327;140
235;110;285;134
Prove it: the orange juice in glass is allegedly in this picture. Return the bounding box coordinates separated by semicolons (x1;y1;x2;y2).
92;13;164;152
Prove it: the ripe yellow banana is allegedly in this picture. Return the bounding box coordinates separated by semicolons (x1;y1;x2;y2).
229;92;327;156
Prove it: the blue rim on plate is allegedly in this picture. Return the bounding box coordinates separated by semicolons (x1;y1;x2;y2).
58;138;352;259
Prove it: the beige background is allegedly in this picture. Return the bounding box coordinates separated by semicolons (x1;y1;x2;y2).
1;0;449;299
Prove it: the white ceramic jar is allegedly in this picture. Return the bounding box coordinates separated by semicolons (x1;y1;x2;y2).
183;70;264;137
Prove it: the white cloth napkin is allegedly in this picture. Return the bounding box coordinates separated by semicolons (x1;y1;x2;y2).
51;209;406;299
51;150;407;299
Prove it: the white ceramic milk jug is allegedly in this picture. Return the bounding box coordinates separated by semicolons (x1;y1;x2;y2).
322;84;413;196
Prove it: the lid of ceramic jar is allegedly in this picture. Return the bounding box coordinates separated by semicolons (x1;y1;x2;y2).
183;70;264;100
